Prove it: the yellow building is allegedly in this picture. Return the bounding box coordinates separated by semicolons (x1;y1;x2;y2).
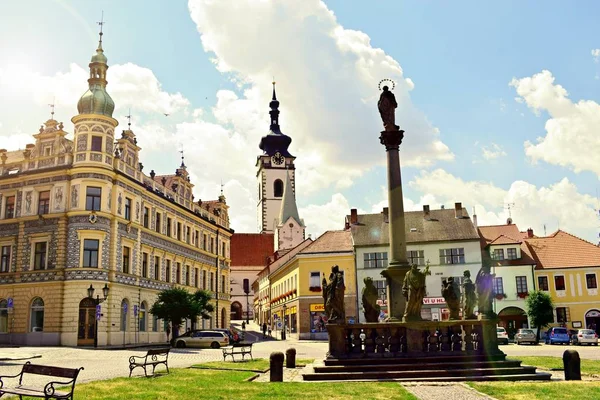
267;230;356;340
526;230;600;333
0;27;232;346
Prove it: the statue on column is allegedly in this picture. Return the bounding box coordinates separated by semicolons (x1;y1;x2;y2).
323;265;346;323
476;263;495;319
462;270;477;319
441;277;461;320
361;277;381;323
377;85;400;132
402;263;431;321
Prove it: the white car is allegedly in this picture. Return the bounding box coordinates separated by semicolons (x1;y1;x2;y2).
497;327;509;345
571;329;598;346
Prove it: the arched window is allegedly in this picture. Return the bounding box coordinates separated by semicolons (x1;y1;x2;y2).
273;179;284;198
30;297;44;332
120;299;129;332
0;300;8;333
139;301;147;332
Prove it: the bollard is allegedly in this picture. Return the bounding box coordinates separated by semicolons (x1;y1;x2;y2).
285;348;296;368
563;349;581;381
270;352;285;382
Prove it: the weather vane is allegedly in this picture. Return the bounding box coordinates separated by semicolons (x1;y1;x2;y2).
179;150;185;167
97;11;105;47
378;78;396;91
48;98;55;119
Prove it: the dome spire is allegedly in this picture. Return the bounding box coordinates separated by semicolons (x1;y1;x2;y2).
269;80;280;133
259;81;293;157
76;14;115;117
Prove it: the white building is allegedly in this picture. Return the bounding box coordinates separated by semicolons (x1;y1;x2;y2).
347;203;482;323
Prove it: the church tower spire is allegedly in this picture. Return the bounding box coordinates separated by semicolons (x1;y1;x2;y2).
259;81;292;157
274;170;305;251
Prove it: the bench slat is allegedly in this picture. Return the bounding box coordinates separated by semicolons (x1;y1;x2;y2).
22;364;80;379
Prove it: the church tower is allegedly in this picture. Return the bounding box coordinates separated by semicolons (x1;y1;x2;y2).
273;172;305;250
256;83;298;237
71;21;118;170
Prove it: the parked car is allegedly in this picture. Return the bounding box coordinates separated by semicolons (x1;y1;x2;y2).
571;329;599;346
175;330;229;349
214;328;240;344
515;329;537;345
544;327;570;345
497;327;509;345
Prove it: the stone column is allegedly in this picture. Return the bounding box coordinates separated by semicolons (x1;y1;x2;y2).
379;130;411;321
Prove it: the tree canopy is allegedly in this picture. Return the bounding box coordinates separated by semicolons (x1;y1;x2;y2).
525;290;554;342
150;288;214;330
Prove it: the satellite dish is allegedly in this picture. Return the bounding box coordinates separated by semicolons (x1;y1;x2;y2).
507;217;513;225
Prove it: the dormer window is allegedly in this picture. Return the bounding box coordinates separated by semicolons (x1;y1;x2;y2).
492;249;504;260
507;248;518;260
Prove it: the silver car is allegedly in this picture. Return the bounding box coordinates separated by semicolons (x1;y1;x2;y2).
515;328;537;345
175;330;229;349
571;329;598;346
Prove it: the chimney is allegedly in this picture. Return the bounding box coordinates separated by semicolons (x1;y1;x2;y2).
350;208;358;225
527;228;534;238
423;205;430;220
382;207;389;223
454;202;462;219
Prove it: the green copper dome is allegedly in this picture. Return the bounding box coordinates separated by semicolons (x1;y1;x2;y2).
77;86;115;117
91;48;108;64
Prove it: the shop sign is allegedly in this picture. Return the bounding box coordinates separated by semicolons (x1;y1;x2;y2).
423;297;445;305
310;304;325;312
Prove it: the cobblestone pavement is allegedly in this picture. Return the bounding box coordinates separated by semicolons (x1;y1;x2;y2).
402;383;496;400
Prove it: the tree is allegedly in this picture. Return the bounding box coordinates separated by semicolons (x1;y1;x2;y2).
150;288;214;342
525;290;554;343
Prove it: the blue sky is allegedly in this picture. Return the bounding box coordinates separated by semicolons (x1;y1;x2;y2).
1;0;599;242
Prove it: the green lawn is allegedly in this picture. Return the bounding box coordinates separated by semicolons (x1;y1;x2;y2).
64;368;416;400
469;381;600;400
192;358;315;372
516;356;600;375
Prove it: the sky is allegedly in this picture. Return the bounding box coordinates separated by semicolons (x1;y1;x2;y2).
1;0;599;244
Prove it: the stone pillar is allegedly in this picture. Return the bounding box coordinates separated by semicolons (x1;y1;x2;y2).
269;352;284;382
285;348;296;368
563;349;581;380
379;130;410;321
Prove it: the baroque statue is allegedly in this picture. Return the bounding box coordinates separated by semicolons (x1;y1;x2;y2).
475;263;495;319
462;270;477;319
377;85;400;132
441;277;461;320
402;263;431;321
322;265;346;323
361;277;381;323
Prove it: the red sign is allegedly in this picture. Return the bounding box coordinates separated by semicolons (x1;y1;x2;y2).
423;297;446;305
376;299;388;306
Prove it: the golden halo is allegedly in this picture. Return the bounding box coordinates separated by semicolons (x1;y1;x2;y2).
378;79;396;91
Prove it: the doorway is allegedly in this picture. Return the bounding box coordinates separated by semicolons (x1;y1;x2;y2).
231;302;242;320
78;298;96;346
585;309;600;334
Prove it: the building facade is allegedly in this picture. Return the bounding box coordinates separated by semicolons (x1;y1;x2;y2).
525;230;600;334
0;29;232;346
477;223;536;337
348;203;482;323
267;230;357;340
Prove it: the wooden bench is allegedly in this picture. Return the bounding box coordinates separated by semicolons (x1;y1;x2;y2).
128;348;170;377
222;342;253;362
0;361;83;399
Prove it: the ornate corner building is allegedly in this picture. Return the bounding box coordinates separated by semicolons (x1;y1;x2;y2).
0;28;232;346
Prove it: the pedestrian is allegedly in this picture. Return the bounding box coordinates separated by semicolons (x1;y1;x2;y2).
262;322;267;338
166;325;171;343
268;326;272;337
242;321;246;331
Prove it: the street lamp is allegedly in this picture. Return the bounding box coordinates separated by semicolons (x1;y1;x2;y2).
282;304;287;340
87;283;109;348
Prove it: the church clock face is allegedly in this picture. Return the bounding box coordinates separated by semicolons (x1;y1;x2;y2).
271;152;285;165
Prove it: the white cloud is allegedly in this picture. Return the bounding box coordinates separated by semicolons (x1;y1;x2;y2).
407;169;597;241
481;143;507;160
188;0;453;194
299;193;352;237
511;70;600;176
592;49;600;63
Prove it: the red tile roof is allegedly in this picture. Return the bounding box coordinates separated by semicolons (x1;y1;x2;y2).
489;234;522;245
230;233;274;266
478;224;536;266
525;230;600;269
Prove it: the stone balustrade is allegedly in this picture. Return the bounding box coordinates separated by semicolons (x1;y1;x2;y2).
326;319;500;359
